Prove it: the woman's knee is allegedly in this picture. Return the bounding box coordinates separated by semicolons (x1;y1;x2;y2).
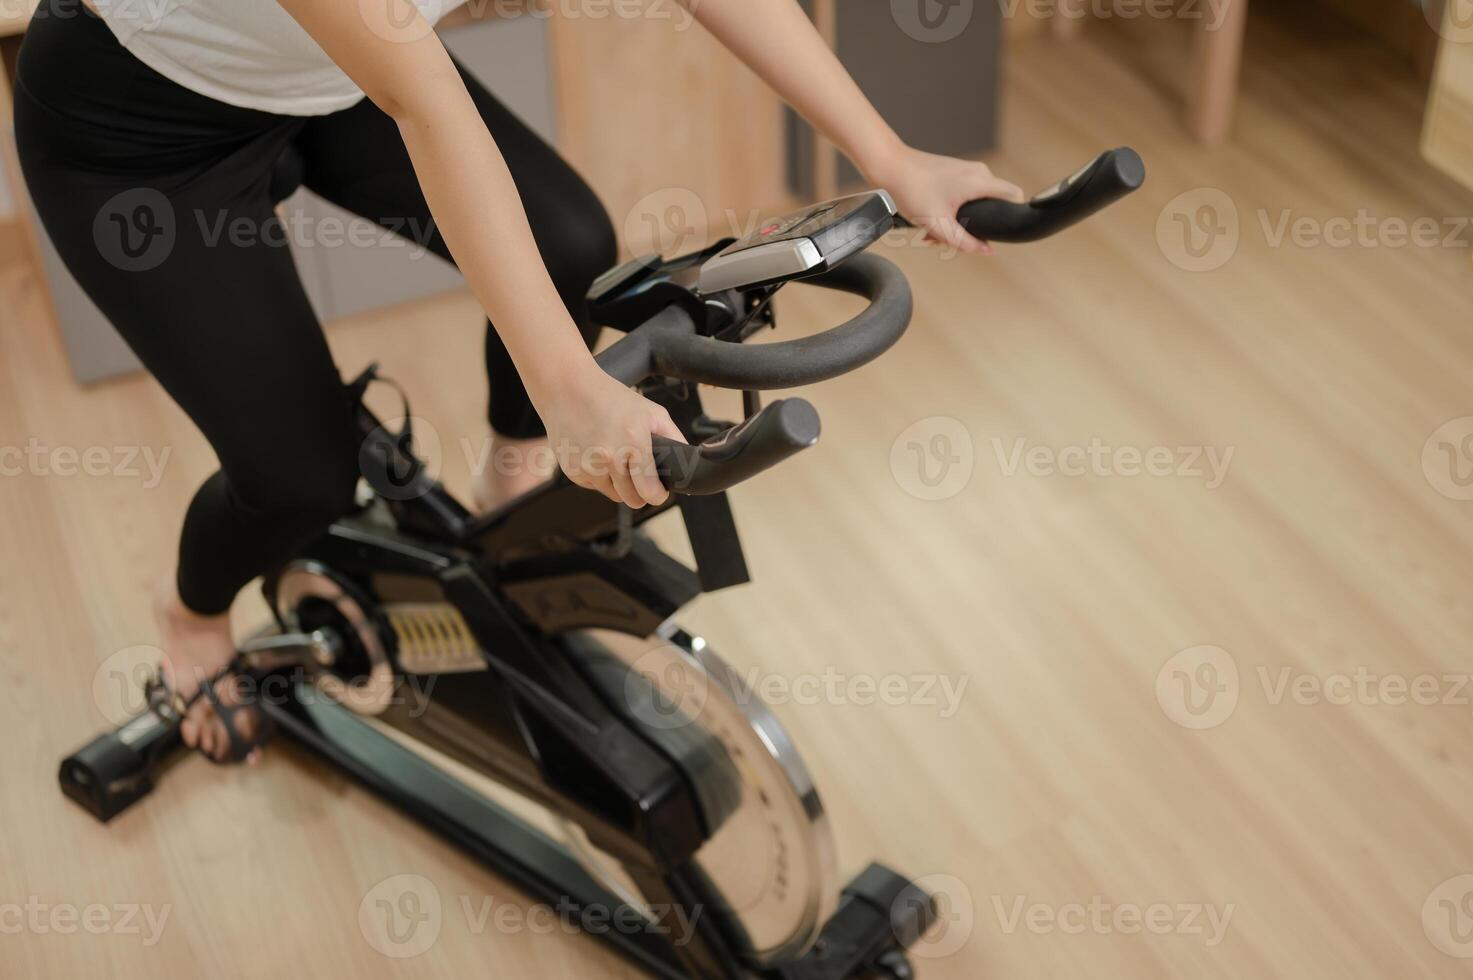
226;443;360;531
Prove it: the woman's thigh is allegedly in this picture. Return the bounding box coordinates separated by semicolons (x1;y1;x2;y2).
294;61;616;292
14;86;356;503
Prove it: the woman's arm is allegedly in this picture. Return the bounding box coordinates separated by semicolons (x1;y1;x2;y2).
681;0;1024;254
275;0;682;508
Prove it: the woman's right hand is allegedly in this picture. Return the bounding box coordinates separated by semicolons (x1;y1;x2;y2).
536;363;687;508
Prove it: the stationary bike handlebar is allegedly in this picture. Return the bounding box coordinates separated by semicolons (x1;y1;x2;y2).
596;146;1146;495
595;252;912;495
952;147;1145;243
595;253;914;392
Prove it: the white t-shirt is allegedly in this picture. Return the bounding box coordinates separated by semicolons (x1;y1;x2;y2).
92;0;470;116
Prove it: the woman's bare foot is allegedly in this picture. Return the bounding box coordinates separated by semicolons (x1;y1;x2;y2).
471;433;557;513
151;581;264;764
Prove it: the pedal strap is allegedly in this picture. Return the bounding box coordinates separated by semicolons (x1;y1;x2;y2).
198;670;275;765
347;362;417;455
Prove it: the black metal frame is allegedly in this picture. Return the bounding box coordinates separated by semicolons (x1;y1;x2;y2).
244;371;934;977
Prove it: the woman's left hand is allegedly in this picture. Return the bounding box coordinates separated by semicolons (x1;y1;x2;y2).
869;145;1025;256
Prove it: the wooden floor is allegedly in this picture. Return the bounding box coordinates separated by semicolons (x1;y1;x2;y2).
4;7;1473;978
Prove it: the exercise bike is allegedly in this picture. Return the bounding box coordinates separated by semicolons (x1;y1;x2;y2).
59;148;1144;979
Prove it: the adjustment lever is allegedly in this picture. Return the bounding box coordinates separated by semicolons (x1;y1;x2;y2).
654;398;821;495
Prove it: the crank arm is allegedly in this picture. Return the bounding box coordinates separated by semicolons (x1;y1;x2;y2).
238;629;343;673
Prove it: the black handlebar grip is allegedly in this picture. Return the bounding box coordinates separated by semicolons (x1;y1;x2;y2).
59;710;184;822
654;399;821;495
957;147;1145;243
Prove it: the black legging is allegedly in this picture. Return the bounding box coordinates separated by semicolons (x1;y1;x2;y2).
15;1;616;615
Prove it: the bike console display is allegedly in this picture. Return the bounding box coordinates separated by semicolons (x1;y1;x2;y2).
698;190;898;294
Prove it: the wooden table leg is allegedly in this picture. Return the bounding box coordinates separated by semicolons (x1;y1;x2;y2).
1189;0;1249;144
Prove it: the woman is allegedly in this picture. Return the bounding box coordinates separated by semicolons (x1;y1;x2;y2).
15;0;1022;761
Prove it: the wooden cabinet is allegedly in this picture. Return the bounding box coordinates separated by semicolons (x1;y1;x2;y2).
547;8;787;255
